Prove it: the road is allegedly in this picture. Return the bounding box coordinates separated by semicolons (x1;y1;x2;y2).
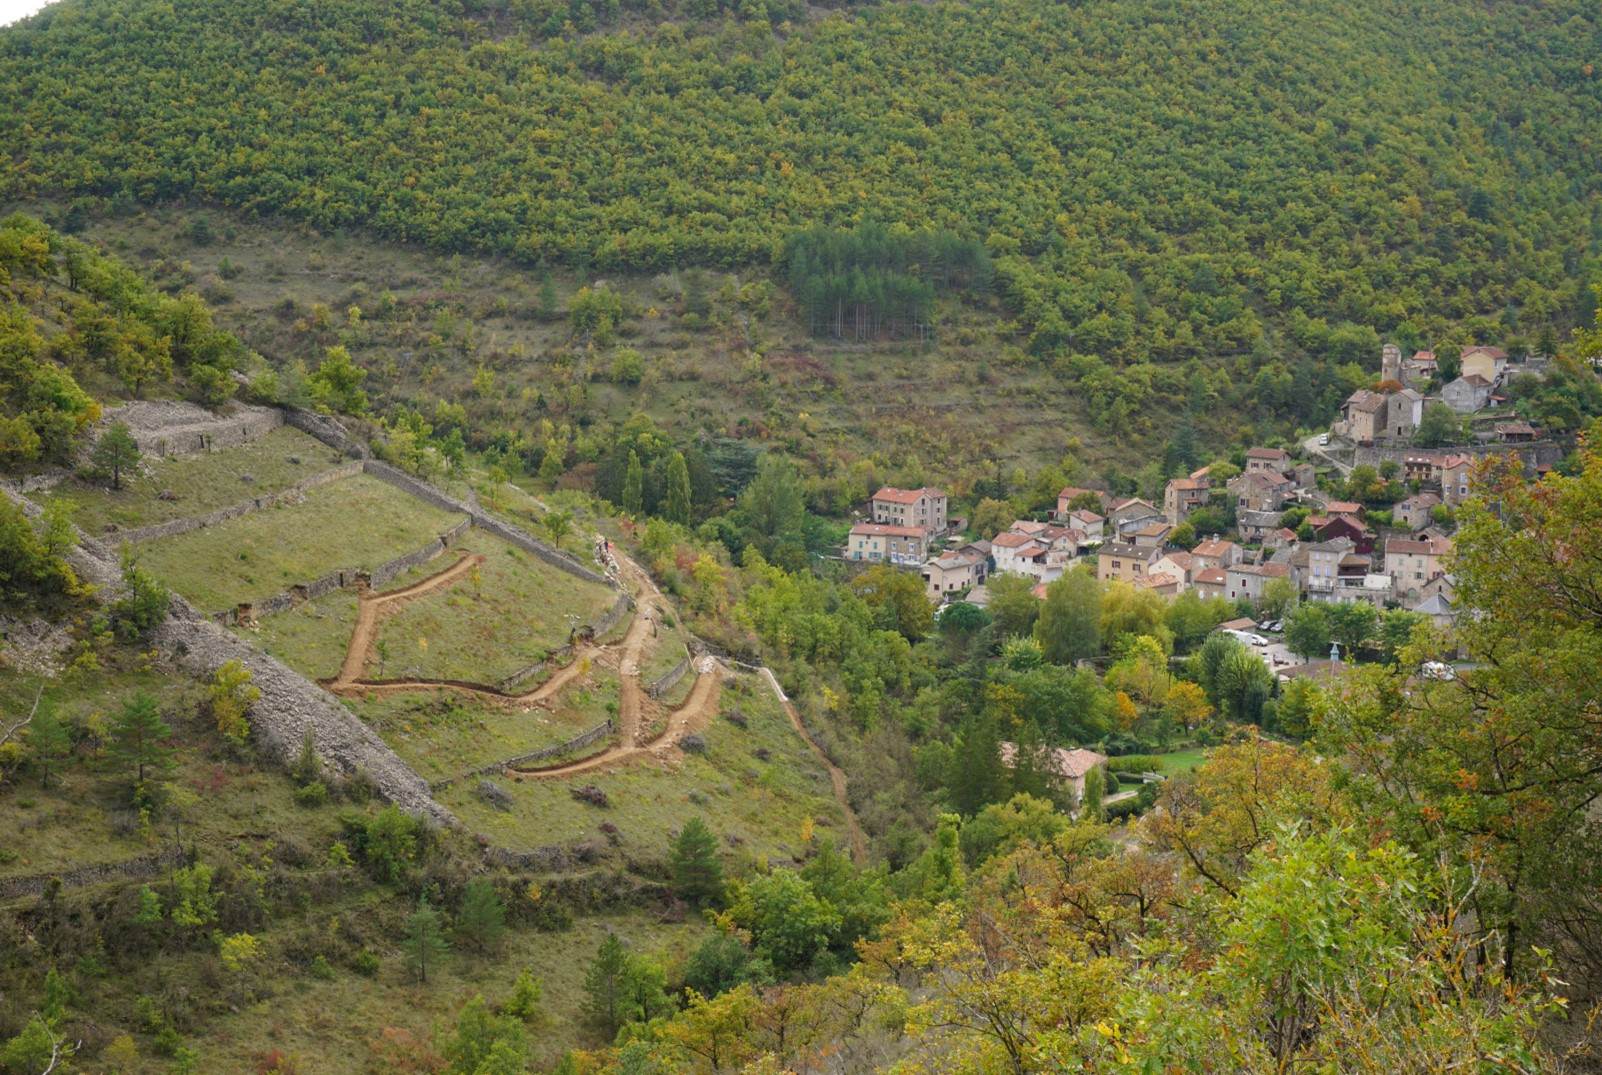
1302;432;1352;477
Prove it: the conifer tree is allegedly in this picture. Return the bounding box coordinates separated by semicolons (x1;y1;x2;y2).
663;449;692;525
455;878;507;954
90;422;140;490
403;898;450;983
621;450;644;516
669;817;724;908
583;933;630;1035
26;704;70;789
108;691;173;791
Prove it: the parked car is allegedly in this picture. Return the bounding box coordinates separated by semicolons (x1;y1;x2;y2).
1318;433;1330;446
1247;633;1270;647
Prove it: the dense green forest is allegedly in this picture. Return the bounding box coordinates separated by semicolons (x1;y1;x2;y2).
3;0;1601;435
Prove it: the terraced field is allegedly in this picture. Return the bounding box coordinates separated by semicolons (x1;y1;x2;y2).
45;425;342;536
133;473;464;611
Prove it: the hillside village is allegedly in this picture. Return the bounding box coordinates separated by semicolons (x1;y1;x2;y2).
848;341;1582;676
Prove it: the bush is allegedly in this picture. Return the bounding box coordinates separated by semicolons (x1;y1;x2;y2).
1105;754;1164;772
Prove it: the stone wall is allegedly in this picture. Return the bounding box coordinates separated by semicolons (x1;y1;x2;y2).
284;407;367;458
432;719;615;791
1352;438;1570;473
209;516;472;625
588;592;634;638
498;644;574;693
105;401;285;458
113;461;364;544
0;846;187;901
645;649;691;699
361;459;610;586
156;594;454;826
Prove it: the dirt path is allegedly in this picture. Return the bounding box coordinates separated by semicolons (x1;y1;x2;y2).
755;666;868;865
506;655;725;779
329;552;485;689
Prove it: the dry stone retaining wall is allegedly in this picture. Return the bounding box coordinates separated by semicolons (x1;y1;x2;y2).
645;650;691;699
0;846;188;902
432;719;615;791
156;593;454;826
589;592;634;637
113;460;364;544
361;460;610;586
499;643;574;693
208;516;472;625
105;401;285;458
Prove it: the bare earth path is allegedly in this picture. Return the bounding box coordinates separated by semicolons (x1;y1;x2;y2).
330;552;485;688
314;522;869;856
754;666;868;864
505;654;725;779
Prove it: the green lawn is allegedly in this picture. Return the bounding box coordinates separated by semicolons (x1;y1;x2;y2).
374;533;616;684
1152;749;1208;774
238;587;360;682
350;669;621;785
45;425;342;536
133;474;464;612
448;673;848;865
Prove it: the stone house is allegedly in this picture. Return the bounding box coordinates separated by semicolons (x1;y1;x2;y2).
1290;539;1349;597
1385;388;1424;441
1237;510;1285;543
1191;566;1227;600
1309;513;1372;554
1460;346;1508;385
1392;492;1441;530
1225;561;1290;604
1442;374;1492;414
1339;389;1388;444
1244;446;1291;474
1131;521;1173;548
1066;508;1105;542
848;523;927;565
1163;476;1211;525
871;486;949;536
1440;454;1475;505
1229;470;1293;513
1056;486;1109;519
1150;550;1196;591
999;742;1108;808
1404;350;1438;386
1384;536;1453;601
1191;537;1243;572
1109;498;1164;536
1097;541;1163;585
922;546;988;602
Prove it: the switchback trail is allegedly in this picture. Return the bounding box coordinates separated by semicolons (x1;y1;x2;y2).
505;655;725;779
330;552;485;688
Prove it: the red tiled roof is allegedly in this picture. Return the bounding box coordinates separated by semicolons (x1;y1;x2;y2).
1193;567;1227;584
1246;446;1290;460
873;486;926;505
991;531;1037;548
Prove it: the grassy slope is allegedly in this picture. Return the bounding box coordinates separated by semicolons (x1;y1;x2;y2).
356;669;622;786
374;533;617;684
451;672;850;864
44;425;342;535
19;202;1106;478
133;472;463;611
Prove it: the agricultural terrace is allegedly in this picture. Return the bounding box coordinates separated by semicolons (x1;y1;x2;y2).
44;425;341;536
369;533;616;685
349;669;623;787
447;672;851;863
132;474;464;612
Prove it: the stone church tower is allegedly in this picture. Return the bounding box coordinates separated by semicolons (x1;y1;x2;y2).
1380;342;1402;383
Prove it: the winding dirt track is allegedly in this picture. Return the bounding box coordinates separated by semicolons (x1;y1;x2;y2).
316;530;869;855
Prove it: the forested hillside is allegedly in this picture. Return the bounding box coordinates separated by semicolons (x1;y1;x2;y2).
3;0;1601;430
